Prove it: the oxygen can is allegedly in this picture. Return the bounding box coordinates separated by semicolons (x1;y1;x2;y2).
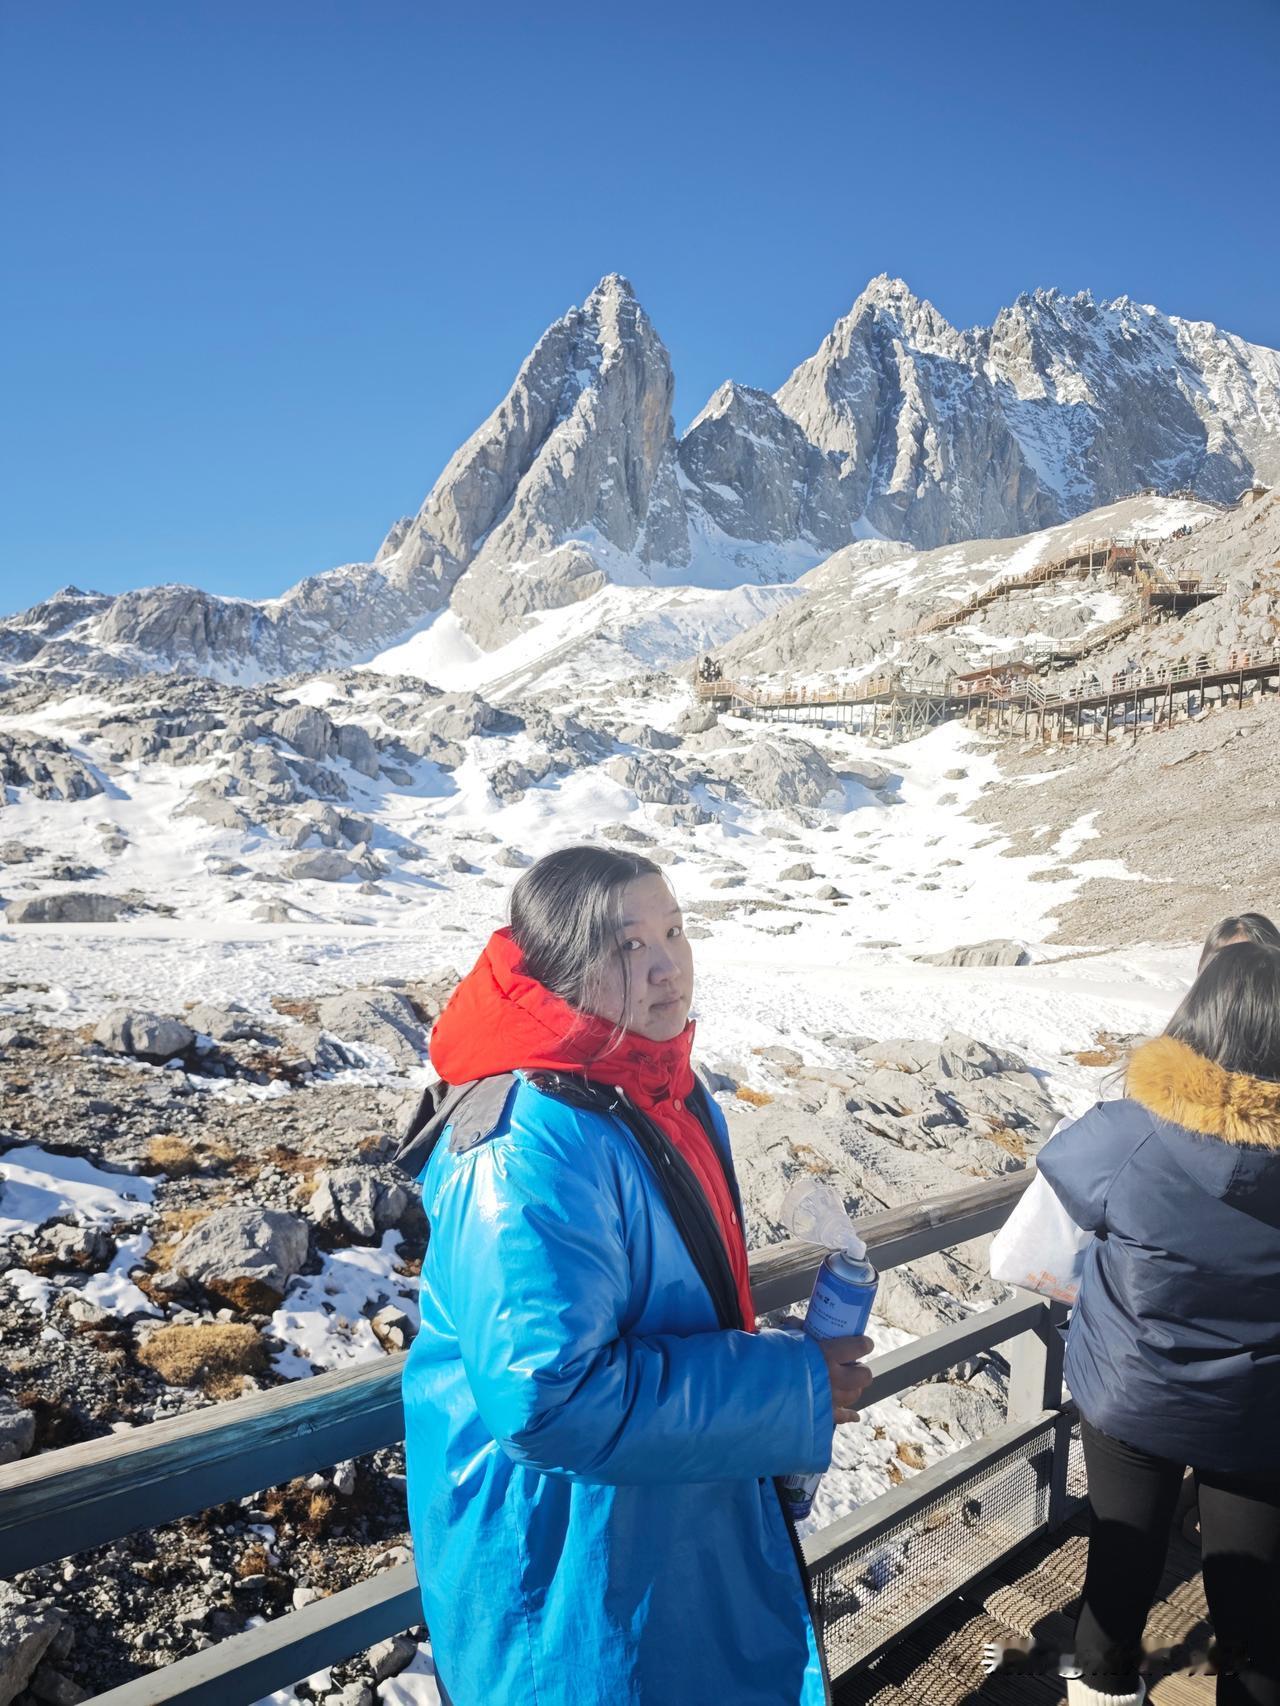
777;1181;879;1524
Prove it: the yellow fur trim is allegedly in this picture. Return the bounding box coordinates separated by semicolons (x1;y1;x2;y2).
1126;1035;1280;1149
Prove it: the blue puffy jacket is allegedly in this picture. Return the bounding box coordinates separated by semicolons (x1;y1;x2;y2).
401;1072;833;1705
1036;1034;1280;1473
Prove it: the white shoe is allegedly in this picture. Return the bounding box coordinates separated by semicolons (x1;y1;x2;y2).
1066;1677;1147;1705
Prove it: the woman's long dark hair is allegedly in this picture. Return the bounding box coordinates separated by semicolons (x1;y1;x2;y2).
1197;912;1280;973
1167;941;1280;1082
509;844;665;1026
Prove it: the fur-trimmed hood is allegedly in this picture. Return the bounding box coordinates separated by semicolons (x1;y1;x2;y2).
1128;1035;1280;1151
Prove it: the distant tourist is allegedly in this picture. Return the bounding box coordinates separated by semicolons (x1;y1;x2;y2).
395;846;872;1704
1034;942;1280;1706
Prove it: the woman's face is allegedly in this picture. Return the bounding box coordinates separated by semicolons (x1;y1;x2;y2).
590;874;695;1042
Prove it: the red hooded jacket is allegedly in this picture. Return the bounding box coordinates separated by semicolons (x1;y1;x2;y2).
429;929;756;1332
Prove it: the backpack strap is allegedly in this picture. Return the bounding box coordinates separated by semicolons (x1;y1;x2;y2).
393;1073;518;1180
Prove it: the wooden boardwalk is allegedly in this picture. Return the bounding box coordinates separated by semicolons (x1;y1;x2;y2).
697;644;1280;743
836;1504;1211;1706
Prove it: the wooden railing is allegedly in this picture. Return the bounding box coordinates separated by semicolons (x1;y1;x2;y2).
0;1170;1073;1704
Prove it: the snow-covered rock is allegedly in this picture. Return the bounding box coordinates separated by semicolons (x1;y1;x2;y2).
0;1395;36;1465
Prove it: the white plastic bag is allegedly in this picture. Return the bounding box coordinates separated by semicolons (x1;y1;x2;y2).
989;1168;1092;1304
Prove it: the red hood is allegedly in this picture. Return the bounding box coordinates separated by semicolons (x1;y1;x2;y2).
430;928;696;1105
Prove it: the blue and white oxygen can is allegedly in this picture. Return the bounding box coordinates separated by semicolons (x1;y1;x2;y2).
780;1248;878;1522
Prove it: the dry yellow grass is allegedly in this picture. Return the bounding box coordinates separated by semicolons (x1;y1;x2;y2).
1074;1030;1129;1068
734;1085;773;1108
982;1121;1029;1162
896;1440;927;1471
137;1324;266;1398
145;1134;236;1178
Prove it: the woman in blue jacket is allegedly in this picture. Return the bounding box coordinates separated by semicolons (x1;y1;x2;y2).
397;846;873;1705
1037;941;1280;1706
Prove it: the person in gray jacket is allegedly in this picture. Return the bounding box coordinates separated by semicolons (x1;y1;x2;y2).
1037;941;1280;1706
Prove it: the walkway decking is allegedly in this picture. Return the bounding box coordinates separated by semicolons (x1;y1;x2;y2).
836;1504;1211;1706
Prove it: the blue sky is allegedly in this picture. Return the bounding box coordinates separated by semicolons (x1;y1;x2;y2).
2;0;1277;614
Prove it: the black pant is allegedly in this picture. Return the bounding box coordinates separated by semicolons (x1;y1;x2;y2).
1076;1417;1280;1703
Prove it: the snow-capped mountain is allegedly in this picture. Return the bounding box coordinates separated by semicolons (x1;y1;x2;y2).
3;273;1278;684
776;276;1280;548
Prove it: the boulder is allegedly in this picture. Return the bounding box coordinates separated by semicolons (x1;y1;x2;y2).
170;1206;310;1310
598;822;657;847
720;738;840;813
0;1396;36;1466
674;704;718;736
779;862;816;882
0;1588;64;1706
336;723;381;779
918;940;1031;968
837;761;893;791
493;847;531;870
315;990;428;1072
183;1002;279;1045
94;1009;196;1062
899;1374;1006;1443
307;1167;413;1243
284;849;356;883
934;1032;1028;1081
40;1223;116;1272
270;704;337;763
251;900;299;923
605;753;689;806
6;893;128;924
421;693;522;744
617;723;680;751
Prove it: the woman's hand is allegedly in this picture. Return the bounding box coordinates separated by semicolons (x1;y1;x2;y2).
818;1334;875;1424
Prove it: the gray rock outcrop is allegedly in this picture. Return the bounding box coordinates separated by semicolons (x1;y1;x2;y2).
170;1206;310;1308
919;940;1031;968
284;849;357;883
5;892;130;924
315;990;428;1072
0;731;102;801
0;1585;65;1706
307;1167;414;1244
94;1010;196;1062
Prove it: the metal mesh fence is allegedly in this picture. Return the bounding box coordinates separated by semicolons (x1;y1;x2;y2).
811;1416;1072;1680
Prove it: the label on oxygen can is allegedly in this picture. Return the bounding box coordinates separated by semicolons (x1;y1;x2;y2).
779;1250;878;1522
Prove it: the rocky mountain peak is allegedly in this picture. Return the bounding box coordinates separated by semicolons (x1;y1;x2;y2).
3;274;1279;684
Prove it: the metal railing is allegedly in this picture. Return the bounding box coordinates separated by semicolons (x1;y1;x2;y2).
0;1170;1075;1703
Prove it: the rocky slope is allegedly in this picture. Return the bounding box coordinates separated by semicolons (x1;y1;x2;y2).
3;277;1278;684
713;493;1224;687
